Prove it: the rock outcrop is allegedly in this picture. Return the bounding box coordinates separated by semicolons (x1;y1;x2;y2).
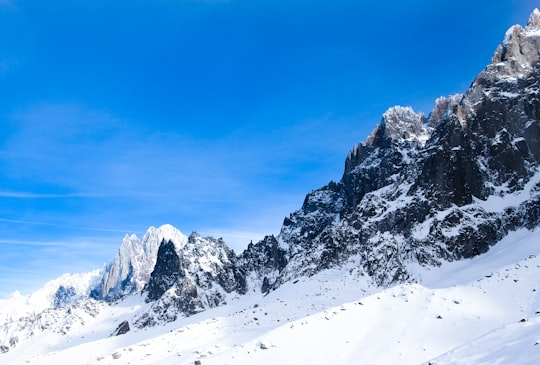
94;8;540;320
274;9;540;286
126;9;540;320
4;11;540;348
90;224;187;301
134;233;247;326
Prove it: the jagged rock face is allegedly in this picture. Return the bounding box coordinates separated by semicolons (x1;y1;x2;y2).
368;106;429;146
145;240;183;302
276;10;540;286
238;235;287;293
135;233;247;327
277;105;436;283
429;95;464;128
90;224;187;301
135;234;290;324
412;115;487;207
111;321;130;336
8;10;540;339
487;11;540;81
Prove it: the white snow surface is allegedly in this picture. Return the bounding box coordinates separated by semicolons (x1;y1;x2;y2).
379;105;430;144
0;269;102;321
2;229;540;365
474;167;540;212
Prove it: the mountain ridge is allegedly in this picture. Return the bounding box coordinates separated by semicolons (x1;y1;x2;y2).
2;8;540;359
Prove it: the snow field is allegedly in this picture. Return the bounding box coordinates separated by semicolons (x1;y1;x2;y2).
2;228;540;365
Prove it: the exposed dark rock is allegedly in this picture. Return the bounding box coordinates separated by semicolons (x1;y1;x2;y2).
106;9;540;326
239;235;287;293
272;11;540;286
145;240;182;302
111;321;130;336
90;225;187;302
136;233;249;326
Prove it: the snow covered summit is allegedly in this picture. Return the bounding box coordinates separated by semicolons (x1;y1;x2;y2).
2;8;540;364
91;224;188;301
369;106;429;145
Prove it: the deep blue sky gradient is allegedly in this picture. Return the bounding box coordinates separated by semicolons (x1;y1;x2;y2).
0;0;536;297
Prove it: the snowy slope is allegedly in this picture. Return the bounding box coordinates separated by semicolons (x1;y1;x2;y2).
428;318;540;365
2;228;540;365
0;269;102;323
3;8;540;365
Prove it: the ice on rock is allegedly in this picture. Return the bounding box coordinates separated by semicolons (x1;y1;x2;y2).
526;8;540;30
92;224;188;301
365;106;429;146
485;10;540;81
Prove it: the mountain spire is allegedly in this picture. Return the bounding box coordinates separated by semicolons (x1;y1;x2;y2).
526;8;540;30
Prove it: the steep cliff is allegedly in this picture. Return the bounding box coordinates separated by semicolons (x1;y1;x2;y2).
275;10;540;286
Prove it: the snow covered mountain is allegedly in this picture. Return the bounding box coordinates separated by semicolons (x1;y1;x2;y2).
276;8;540;287
90;224;188;301
2;8;540;365
134;232;247;327
2;228;540;365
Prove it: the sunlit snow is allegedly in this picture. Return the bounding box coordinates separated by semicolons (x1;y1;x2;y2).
1;229;540;365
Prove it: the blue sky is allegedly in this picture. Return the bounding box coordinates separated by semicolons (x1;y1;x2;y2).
0;0;536;297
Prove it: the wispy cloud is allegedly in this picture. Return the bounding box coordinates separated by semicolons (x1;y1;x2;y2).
0;217;136;234
0;236;114;297
3;102;364;208
0;102;369;252
0;101;368;297
0;236;115;251
0;191;108;198
0;238;80;247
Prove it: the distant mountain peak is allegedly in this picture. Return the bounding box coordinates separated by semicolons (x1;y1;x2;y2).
382;106;428;142
488;10;540;80
3;8;540;357
526;8;540;30
90;224;188;301
149;224;188;251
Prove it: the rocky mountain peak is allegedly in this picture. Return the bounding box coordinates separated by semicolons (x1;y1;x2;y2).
365;106;429;147
144;239;181;302
90;224;188;301
4;8;540;356
487;10;540;81
239;235;287;293
277;9;540;289
134;232;248;326
144;224;188;251
526;8;540;30
428;94;463;128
